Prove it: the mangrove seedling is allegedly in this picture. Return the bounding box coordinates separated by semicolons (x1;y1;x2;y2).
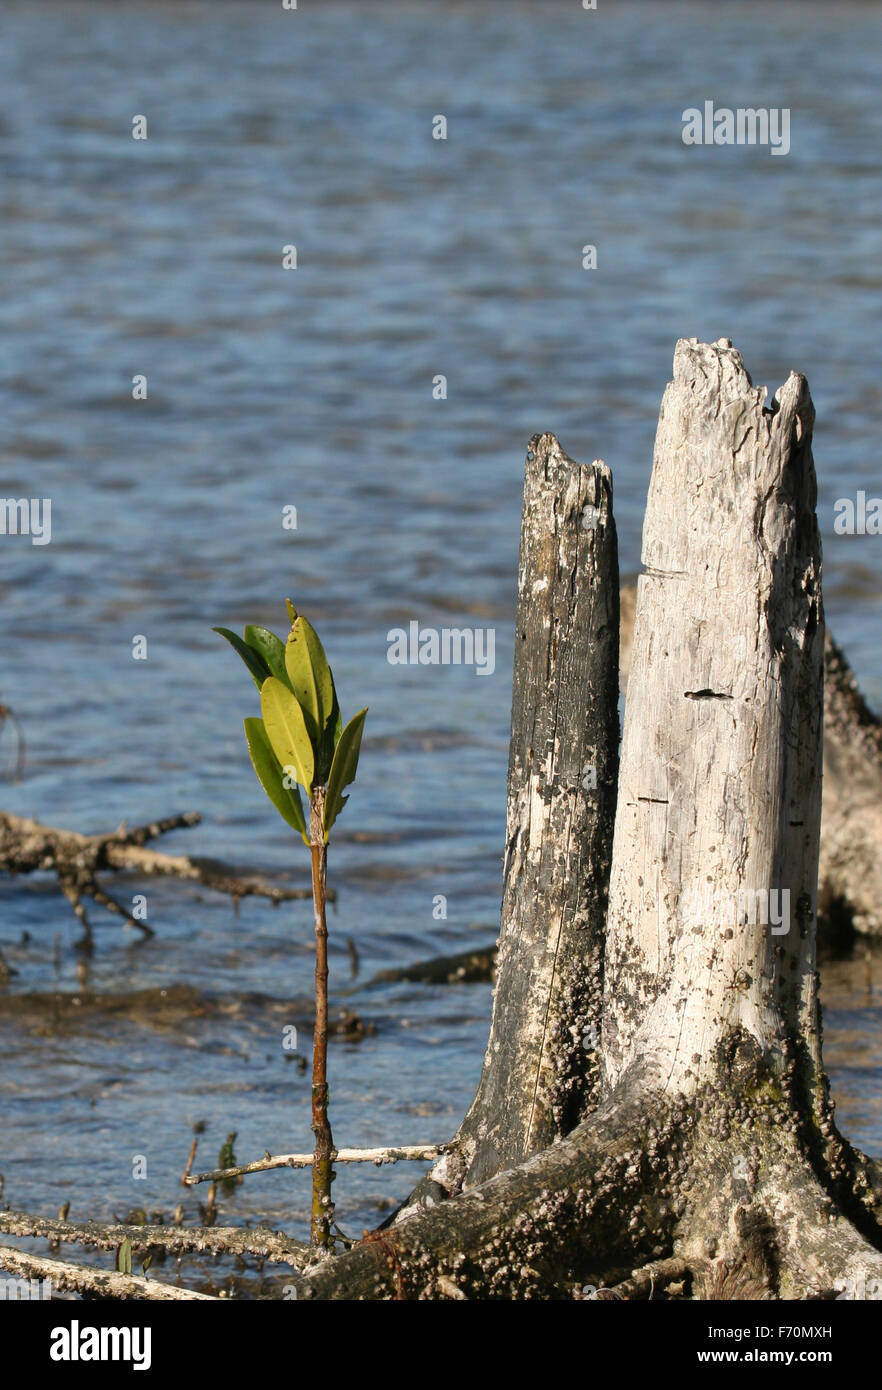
214;599;367;1248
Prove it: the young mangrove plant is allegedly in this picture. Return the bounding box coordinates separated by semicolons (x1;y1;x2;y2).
214;599;367;1248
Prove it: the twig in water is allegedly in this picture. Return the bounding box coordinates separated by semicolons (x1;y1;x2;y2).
185;1144;445;1185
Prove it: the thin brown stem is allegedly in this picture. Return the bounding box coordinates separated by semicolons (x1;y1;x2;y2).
309;788;334;1247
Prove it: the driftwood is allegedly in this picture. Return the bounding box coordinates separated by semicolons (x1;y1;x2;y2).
0;1245;218;1300
366;944;496;986
0;810;320;949
0;1208;312;1266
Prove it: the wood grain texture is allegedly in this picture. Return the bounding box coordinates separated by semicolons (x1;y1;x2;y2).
603;337;823;1095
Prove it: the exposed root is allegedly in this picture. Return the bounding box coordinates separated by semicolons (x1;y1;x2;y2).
294;1056;882;1301
663;1055;882;1302
297;1086;684;1300
595;1256;690;1301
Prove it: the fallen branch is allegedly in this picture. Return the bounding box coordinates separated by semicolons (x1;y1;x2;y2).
0;810;323;949
0;1209;312;1267
0;1245;217;1300
185;1145;445;1186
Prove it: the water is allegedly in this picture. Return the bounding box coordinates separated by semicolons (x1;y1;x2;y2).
1;0;881;1291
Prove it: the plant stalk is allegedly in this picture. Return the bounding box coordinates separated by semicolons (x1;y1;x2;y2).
309;787;334;1247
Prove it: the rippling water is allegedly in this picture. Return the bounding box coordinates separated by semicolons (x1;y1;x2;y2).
1;0;881;1289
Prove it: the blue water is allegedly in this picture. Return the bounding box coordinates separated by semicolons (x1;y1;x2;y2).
1;1;881;1288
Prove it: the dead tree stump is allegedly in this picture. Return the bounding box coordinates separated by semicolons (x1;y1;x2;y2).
424;433;619;1194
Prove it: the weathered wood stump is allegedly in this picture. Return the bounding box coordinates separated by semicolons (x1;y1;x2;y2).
297;340;882;1300
423;433;618;1195
7;340;882;1302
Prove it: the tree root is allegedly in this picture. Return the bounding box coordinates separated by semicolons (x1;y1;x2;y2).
593;1256;690;1300
296;1086;682;1300
288;1055;882;1301
0;811;322;950
675;1123;882;1302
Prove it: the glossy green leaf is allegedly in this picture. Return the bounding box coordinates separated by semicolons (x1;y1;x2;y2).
323;708;367;841
213;627;271;691
243;625;289;686
260;676;315;795
315;681;341;785
244;716;309;843
285;617;335;741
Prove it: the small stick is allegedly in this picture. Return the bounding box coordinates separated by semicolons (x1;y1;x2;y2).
185;1144;445;1185
181;1135;200;1186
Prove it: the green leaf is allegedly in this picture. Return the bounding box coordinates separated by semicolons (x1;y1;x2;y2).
261;676;315;795
285;617;335;741
243;625;290;687
315;681;341;785
285;597;298;627
323;708;367;841
213;627;271;691
244;717;309;843
117;1238;132;1276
